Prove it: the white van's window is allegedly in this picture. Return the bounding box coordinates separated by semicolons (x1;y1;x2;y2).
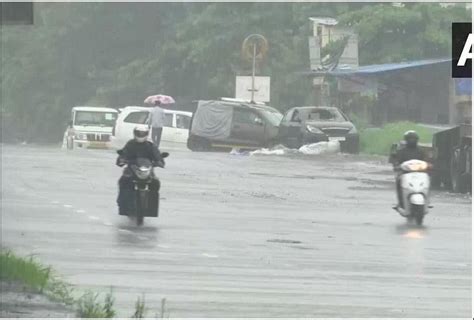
124;111;149;124
75;111;117;127
176;114;191;129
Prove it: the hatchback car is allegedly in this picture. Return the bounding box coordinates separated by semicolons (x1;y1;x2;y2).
278;106;359;153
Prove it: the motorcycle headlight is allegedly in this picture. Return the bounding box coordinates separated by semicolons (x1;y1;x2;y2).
306;125;323;134
135;167;151;179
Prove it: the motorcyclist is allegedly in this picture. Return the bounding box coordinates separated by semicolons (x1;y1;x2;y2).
116;125;164;213
392;130;427;209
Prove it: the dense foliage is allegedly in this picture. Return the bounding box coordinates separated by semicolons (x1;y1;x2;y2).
0;3;470;142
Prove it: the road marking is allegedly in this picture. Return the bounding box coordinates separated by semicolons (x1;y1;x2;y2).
157;244;170;249
63;204;73;208
118;228;133;234
76;209;86;214
137;236;148;240
51;201;60;204
202;253;218;258
103;221;113;226
88;215;100;221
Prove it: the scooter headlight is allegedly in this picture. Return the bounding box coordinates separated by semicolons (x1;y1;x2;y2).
407;162;428;172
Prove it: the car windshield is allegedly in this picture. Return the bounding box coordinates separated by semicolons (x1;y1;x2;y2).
260;109;283;126
74;111;117;127
307;108;346;122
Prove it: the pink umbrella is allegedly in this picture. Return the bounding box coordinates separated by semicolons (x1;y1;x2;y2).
144;94;175;105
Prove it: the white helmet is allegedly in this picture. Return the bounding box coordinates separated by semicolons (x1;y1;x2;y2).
133;125;149;143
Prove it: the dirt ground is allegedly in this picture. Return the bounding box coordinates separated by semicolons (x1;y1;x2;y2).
0;281;74;318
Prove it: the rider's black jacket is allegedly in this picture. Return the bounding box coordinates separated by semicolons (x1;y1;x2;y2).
393;145;426;166
117;140;163;166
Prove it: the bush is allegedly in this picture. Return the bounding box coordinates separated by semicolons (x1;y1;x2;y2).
359;121;434;155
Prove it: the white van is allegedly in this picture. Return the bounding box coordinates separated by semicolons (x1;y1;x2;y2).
62;106;118;149
111;106;192;148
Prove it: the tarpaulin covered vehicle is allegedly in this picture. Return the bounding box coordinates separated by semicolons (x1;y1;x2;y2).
187;100;283;151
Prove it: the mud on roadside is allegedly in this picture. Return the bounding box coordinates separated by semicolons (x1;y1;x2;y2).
0;281;74;318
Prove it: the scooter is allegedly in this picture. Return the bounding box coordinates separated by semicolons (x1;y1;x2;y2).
394;159;431;226
117;151;169;226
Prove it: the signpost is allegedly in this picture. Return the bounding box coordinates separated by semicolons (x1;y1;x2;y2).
240;34;269;103
235;76;270;102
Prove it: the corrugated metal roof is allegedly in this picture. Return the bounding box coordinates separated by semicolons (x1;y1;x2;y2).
330;58;451;75
302;58;452;76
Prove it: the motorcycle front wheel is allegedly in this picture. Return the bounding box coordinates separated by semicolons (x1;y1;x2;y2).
136;190;148;226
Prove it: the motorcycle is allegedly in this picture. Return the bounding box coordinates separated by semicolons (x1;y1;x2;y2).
394;159;431;225
116;150;169;226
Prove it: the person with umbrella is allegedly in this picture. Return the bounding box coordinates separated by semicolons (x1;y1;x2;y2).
144;95;175;147
149;100;166;147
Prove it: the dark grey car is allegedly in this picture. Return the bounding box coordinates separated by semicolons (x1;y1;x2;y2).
278;106;359;153
187;100;283;151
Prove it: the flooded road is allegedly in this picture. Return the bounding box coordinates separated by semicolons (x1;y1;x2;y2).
1;144;471;317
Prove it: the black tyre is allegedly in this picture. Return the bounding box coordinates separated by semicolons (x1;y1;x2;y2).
137;190;148;226
191;137;211;152
412;205;425;226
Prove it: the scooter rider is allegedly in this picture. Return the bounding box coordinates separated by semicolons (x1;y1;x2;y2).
116;125;164;212
392;130;427;209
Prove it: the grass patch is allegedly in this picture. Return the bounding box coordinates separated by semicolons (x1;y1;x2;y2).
0;250;75;305
1;250;166;318
0;251;51;292
359;121;435;155
132;294;147;318
77;290;116;318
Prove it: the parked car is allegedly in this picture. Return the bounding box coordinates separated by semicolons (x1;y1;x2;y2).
187;99;283;151
62;106;118;149
278;106;359;153
111;106;192;148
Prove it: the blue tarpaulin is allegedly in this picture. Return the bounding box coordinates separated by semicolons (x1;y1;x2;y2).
301;58;452;76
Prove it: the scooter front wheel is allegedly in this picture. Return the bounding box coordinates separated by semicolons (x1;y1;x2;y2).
412;205;425;226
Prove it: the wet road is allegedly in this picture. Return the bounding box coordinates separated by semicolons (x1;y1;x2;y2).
1;144;471;317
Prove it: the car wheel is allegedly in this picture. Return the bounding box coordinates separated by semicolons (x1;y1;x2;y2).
194;138;211;152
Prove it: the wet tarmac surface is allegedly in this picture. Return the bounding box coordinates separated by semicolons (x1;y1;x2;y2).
1;144;471;317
